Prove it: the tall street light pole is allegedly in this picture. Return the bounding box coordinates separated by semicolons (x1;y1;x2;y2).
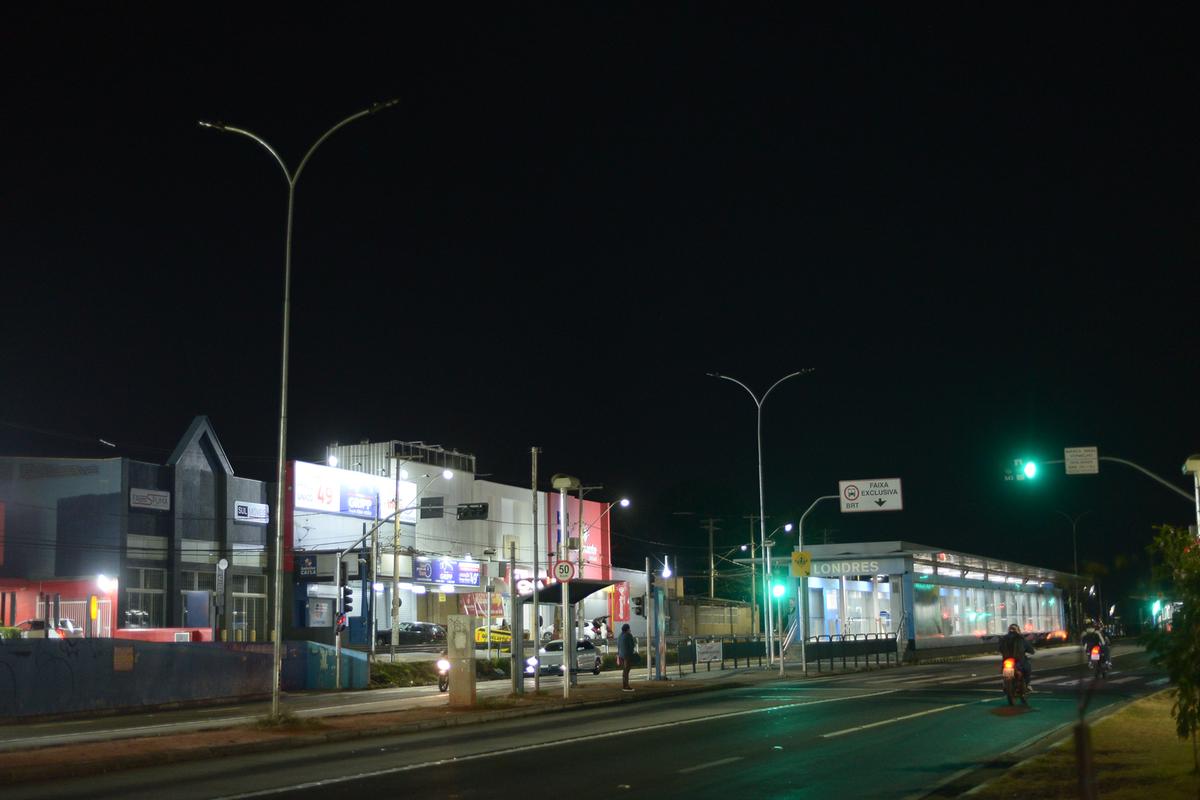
200;100;399;720
1052;509;1092;635
709;370;813;664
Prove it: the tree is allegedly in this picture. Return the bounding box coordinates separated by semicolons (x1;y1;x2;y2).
1142;523;1200;770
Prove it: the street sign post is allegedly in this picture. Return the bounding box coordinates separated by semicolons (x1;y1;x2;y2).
1065;446;1100;475
554;560;575;582
790;550;812;577
838;478;903;512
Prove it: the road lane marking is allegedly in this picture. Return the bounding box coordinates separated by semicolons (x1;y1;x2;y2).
212;689;900;799
1148;677;1170;687
678;756;743;774
821;701;969;738
1106;676;1139;685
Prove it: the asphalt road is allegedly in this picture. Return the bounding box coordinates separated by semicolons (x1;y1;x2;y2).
5;644;1165;799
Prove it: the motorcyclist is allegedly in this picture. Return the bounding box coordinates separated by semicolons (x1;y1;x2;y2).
998;623;1035;689
1081;620;1110;666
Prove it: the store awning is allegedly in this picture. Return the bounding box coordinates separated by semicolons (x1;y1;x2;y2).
513;578;616;605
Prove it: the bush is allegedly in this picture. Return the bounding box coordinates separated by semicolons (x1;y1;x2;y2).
0;627;19;640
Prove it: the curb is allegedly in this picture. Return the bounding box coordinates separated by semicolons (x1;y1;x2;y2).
0;679;745;786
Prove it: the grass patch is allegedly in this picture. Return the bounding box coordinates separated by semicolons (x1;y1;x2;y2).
253;710;327;731
970;691;1200;800
369;661;440;688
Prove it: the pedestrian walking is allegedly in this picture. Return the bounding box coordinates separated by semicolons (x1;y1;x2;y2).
617;623;636;691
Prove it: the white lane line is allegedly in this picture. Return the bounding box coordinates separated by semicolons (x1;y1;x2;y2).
679;756;743;774
213;689;900;799
1107;677;1139;685
821;701;969;738
1148;677;1170;687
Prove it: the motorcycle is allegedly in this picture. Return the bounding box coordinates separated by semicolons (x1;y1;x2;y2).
1087;645;1109;678
436;656;451;692
1001;657;1029;706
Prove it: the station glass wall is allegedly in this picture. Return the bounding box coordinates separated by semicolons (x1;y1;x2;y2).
806;576;902;637
912;581;1063;639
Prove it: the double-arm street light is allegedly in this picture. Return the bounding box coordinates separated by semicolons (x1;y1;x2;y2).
200;100;399;720
709;370;813;664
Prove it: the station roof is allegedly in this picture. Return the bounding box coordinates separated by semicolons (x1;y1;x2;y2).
738;540;1078;585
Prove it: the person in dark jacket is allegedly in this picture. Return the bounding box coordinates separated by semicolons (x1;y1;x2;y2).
617;623;637;691
1081;620;1110;665
998;624;1036;688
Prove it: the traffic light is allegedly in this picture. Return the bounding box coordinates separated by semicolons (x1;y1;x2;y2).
1004;458;1039;482
456;502;489;521
632;595;645;617
342;585;354;616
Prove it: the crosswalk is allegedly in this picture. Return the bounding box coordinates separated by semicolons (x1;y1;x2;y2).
842;668;1167;692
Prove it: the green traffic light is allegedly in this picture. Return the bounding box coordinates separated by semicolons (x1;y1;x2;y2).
772;583;786;599
1023;461;1038;479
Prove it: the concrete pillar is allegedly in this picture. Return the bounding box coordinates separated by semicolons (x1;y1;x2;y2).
447;613;477;707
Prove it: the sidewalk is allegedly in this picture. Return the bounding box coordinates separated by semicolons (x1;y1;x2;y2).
0;667;781;786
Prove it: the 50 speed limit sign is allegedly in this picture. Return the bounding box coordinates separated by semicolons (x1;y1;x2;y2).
553;560;576;582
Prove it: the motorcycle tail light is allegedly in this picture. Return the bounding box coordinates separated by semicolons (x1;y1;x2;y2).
1002;658;1015;670
1090;646;1100;656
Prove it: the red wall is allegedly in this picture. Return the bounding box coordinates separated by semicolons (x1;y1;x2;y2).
546;494;612;580
0;577;117;629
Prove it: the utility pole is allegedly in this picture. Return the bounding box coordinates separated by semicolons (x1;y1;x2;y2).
369;513;378;660
702;518;720;598
744;515;761;635
531;447;540;693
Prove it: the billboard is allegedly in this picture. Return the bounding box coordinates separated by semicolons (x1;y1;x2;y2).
292;460;417;522
414;557;483;588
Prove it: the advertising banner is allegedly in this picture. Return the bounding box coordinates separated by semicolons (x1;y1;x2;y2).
414;557;483;588
293;460;417;521
609;580;630;622
459;592;505;619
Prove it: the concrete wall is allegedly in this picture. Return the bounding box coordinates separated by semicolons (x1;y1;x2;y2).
0;638;271;719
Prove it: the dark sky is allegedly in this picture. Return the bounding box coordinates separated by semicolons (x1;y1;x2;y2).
3;7;1197;606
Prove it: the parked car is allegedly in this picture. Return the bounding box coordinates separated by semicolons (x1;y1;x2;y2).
527;639;602;676
16;619;66;639
375;621;446;646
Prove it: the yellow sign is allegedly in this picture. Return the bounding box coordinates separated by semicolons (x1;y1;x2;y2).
89;595;98;620
475;626;512;644
790;550;812;578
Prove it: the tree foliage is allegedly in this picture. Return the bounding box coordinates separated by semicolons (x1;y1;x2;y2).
1142;524;1200;749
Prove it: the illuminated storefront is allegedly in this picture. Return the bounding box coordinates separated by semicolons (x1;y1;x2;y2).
774;541;1069;650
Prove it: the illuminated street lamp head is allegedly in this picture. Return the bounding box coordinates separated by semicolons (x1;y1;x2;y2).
661;556;672;579
327;455;338;468
784;523;794;533
619;498;631;508
442;469;454;480
1023;461;1038;479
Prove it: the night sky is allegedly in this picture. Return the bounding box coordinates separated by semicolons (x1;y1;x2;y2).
3;7;1197;610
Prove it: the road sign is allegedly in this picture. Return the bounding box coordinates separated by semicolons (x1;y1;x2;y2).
1065;446;1099;475
553;560;575;582
790;550;812;577
839;478;903;513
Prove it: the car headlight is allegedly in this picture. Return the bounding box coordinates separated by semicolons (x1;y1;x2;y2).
526;656;539;667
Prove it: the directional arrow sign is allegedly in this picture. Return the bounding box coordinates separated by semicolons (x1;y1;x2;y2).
839;478;903;513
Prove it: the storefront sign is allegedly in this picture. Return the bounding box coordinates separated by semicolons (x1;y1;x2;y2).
234;500;270;525
296;554;318;577
130;488;170;511
610;580;630;622
414;557;483;588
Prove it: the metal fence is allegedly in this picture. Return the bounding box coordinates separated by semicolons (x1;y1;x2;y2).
804;632;899;671
675;631;899;674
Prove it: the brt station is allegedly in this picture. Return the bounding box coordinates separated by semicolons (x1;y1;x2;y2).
760;541;1072;659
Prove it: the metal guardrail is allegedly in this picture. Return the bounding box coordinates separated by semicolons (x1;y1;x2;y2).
676;635;769;674
805;632;899;671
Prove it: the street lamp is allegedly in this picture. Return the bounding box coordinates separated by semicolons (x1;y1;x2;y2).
709;370;813;664
201;100;399;720
1052;510;1092;636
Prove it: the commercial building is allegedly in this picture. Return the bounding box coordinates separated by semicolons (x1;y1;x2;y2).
0;417;271;640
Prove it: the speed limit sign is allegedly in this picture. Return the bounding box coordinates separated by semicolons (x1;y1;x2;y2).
553;560;575;582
